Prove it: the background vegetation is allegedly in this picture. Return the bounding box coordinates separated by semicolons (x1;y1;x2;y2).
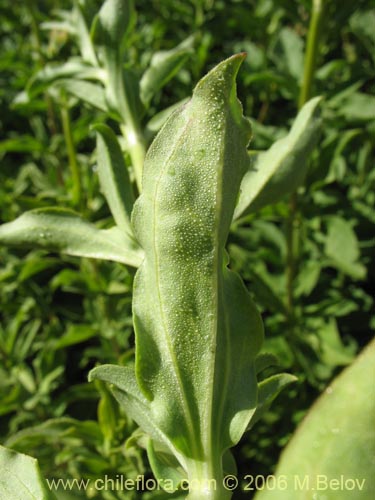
0;0;374;499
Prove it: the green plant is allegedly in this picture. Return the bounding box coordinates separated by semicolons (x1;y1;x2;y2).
2;0;373;498
1;50;302;499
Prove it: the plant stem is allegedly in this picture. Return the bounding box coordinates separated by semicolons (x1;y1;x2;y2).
286;192;298;318
25;0;58;136
60;92;82;208
286;0;325;322
119;122;146;192
299;0;325;108
105;50;146;193
185;460;231;500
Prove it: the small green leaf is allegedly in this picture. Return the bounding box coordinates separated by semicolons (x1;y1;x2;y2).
94;124;135;235
325;216;366;279
234;96;322;219
294;259;321;297
145;98;190;138
5;417;102;450
254;341;375;500
0;208;143;268
140;39;193;107
247;373;297;430
89;365;180;460
316;319;356;367
274;27;304;82
97;382;119;442
73;1;98;65
56;79;107;112
0;136;44;154
336;92;375;123
27;61;104;99
18;256;60;282
349;9;375;61
255;353;279;374
147;440;187;492
0;445;57;500
91;0;135;51
54;324;98;350
247;265;288;315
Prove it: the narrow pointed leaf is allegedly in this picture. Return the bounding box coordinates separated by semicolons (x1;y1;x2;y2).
73;1;98;65
145;98;190;138
27;61;104;99
147;440;187;492
140;40;193;107
255;353;279;374
247;373;297;431
0;208;143;267
91;0;135;51
234;96;322;219
131;54;264;472
89;365;181;462
0;445;57;500
56;79;107;111
94;124;135;234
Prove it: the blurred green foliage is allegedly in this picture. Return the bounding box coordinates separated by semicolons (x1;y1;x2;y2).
0;0;374;499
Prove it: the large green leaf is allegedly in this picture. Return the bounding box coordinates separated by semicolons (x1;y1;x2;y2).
234;96;322;219
91;55;264;497
0;208;143;268
0;445;57;500
94;124;135;235
255;340;375;500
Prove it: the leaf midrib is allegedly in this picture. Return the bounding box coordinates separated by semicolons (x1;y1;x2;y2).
205;107;232;465
152;113;202;458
